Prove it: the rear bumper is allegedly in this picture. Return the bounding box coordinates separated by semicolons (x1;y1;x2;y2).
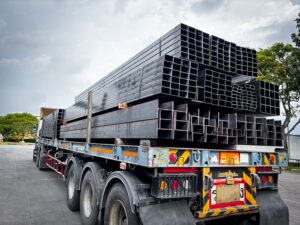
139;200;260;225
194;204;259;221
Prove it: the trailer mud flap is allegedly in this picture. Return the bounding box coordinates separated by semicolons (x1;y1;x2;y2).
139;200;200;225
256;190;288;225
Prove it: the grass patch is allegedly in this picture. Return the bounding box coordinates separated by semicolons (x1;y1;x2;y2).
284;165;300;171
0;142;34;145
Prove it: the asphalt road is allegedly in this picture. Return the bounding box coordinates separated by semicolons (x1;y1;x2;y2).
0;145;299;225
0;145;81;225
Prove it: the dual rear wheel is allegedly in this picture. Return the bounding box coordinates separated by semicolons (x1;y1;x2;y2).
66;165;139;225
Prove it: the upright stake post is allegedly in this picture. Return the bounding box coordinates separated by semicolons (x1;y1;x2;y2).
86;91;92;145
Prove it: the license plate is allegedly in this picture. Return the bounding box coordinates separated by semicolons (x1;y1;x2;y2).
210;182;245;208
216;184;240;203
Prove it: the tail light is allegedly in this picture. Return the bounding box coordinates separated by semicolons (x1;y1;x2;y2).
171;180;180;190
151;173;197;198
261;176;268;184
257;174;278;189
256;166;278;189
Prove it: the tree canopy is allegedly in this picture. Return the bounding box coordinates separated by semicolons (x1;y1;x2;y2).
0;113;39;142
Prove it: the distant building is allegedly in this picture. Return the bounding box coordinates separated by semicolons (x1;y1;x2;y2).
0;133;3;142
288;134;300;162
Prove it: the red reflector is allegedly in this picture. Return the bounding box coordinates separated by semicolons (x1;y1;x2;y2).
256;166;272;172
262;176;268;184
169;153;177;162
164;167;199;173
172;180;180;190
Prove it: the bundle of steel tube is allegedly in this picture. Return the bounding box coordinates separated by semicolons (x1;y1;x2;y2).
41;23;282;146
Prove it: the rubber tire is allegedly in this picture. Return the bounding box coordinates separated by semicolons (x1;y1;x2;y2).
66;165;80;211
33;148;37;162
80;171;99;225
36;148;40;168
37;148;46;170
104;183;139;225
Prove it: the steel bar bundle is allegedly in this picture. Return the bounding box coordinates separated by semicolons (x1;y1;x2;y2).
59;99;282;146
41;109;64;139
41;23;284;147
236;46;258;78
197;68;232;107
232;83;257;112
74;24;210;104
251;80;280;116
63;55;198;122
70;24;258;117
210;36;236;73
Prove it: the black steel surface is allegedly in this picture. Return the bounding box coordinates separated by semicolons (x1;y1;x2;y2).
45;23;283;147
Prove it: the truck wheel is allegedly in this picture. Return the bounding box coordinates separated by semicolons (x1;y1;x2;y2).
80;170;99;225
37;147;47;170
66;165;80;211
36;148;40;168
104;183;139;225
33;148;37;162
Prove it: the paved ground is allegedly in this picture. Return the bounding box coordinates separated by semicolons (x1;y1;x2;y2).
0;145;299;225
278;169;300;225
0;145;81;225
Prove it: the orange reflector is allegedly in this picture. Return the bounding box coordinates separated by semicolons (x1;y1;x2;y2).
160;181;168;191
268;176;273;184
219;152;240;165
118;102;128;109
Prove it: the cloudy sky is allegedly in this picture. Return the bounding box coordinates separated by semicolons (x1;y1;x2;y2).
0;0;299;130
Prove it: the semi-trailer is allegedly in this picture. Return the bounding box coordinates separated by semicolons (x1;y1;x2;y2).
33;23;289;225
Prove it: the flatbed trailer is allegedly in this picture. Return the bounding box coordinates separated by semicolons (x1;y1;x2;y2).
33;134;288;225
33;23;289;225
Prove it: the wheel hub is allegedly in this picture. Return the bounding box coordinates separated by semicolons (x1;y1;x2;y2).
82;183;93;218
68;173;75;199
109;200;128;225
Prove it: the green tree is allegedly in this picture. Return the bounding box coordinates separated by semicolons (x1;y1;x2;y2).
257;13;300;151
0;113;39;142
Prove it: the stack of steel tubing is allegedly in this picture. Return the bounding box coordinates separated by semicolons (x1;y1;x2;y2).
232;83;257;112
66;23;265;123
197;68;232;107
251;80;280;116
41;23;284;147
210;36;236;73
63;55;199;122
236;46;258;78
60;99;282;146
74;24;210;105
41;109;64;139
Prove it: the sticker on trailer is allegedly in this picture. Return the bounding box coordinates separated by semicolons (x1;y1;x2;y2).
239;183;245;202
72;144;85;152
240;153;250;165
209;151;219;165
211;185;217;205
